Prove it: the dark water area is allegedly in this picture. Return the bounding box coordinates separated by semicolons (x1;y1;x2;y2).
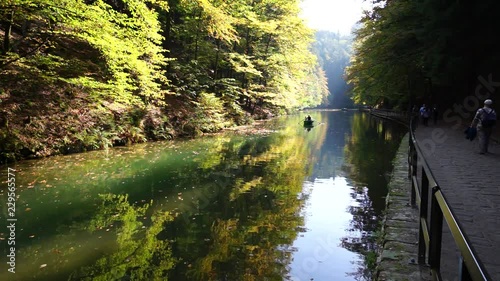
0;110;406;281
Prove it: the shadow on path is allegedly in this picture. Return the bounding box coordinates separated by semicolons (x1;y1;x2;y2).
414;122;500;280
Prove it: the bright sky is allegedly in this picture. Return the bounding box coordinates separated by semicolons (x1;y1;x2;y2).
300;0;371;35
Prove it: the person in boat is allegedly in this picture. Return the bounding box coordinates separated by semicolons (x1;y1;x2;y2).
305;115;312;121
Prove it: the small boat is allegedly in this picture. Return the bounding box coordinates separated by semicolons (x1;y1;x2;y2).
303;120;314;127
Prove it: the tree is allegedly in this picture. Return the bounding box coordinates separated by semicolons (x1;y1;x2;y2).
346;0;500;109
346;0;422;108
0;0;331;161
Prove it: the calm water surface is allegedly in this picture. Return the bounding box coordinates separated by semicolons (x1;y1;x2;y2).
0;111;406;281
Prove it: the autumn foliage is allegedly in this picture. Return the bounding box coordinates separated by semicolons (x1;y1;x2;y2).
0;0;328;162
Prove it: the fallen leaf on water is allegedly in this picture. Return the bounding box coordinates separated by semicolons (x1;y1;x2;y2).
25;208;32;212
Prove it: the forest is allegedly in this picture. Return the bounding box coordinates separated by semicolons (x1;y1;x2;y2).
4;0;498;162
347;0;500;111
313;31;353;109
0;0;330;162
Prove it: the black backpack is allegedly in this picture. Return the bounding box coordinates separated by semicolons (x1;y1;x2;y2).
481;109;497;128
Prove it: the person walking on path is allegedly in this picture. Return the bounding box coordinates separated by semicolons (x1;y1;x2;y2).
420;104;430;126
414;123;500;279
432;104;439;125
470;99;497;154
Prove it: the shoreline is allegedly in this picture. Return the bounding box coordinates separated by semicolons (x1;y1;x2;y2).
375;133;431;281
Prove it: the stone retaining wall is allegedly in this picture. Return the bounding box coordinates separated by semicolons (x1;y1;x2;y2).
375;134;431;281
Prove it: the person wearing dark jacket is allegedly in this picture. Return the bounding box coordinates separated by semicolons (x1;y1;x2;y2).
419;104;430;126
432;105;438;125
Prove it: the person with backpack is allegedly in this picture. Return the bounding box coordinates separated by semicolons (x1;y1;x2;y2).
420;104;430;126
470;99;497;154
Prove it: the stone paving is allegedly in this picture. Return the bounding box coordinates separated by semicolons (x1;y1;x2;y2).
414;121;500;281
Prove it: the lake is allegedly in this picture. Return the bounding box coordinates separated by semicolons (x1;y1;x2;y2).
0;110;407;281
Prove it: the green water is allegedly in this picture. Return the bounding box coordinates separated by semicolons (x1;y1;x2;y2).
0;111;406;281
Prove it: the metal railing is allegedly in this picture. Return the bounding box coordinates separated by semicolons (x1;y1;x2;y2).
368;108;410;125
408;118;491;281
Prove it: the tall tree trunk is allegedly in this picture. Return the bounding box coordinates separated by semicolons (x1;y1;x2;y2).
258;34;272;85
194;10;202;61
245;0;255;55
242;0;255;91
2;10;14;55
161;9;172;73
241;27;251;90
213;39;220;80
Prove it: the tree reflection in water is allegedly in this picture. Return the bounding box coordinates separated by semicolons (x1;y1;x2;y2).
0;112;405;281
343;113;406;280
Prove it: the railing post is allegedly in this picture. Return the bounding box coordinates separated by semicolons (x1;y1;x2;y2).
411;141;418;206
418;168;430;264
429;186;443;278
409;142;417;206
408;135;412;179
409;116;490;281
459;256;473;281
